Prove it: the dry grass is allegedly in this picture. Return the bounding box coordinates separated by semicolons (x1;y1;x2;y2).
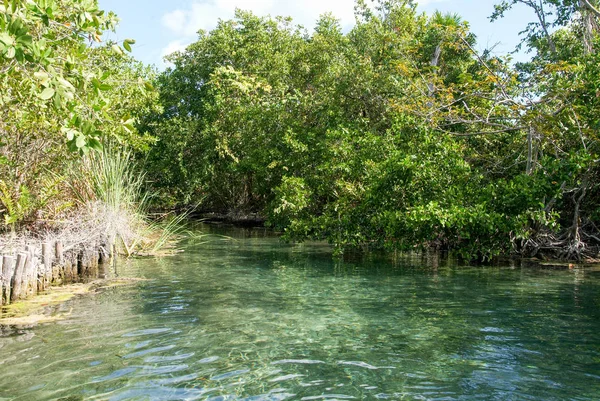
0;202;183;258
0;145;186;258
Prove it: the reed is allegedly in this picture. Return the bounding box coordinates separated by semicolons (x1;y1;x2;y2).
66;145;184;256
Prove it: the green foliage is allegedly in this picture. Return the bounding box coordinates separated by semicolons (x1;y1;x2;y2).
0;0;159;229
0;0;153;150
67;144;182;256
74;145;147;212
140;0;600;260
146;4;516;258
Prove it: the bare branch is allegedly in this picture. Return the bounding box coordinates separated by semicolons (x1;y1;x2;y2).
582;0;600;18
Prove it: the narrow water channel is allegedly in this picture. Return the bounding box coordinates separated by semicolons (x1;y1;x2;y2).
1;226;599;400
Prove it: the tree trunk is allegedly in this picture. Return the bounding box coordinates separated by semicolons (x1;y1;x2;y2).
580;0;600;54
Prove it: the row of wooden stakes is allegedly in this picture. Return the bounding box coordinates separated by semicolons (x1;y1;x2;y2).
0;241;111;306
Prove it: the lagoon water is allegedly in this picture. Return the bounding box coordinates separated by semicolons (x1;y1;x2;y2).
1;226;600;400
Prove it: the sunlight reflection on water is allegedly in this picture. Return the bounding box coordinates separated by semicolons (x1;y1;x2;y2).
0;226;599;400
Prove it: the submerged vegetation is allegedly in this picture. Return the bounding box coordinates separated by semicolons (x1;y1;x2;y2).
2;0;600;261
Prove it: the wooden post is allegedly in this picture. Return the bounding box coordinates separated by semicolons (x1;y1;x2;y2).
42;242;53;291
52;242;63;284
2;256;15;304
78;250;85;277
22;254;30;297
55;241;63;264
91;246;99;272
77;250;83;278
69;252;78;282
62;258;70;284
32;256;39;295
98;244;106;265
98;255;107;279
25;245;36;297
0;256;3;306
70;251;77;282
37;262;44;293
11;253;27;302
108;236;114;258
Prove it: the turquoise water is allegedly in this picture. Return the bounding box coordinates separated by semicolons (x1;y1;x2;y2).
1;226;600;400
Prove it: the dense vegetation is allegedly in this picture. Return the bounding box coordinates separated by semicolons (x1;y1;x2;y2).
2;0;600;260
0;0;162;254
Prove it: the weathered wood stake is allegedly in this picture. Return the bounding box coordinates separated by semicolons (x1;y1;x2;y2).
42;242;53;291
1;241;108;304
0;256;3;306
2;256;15;304
70;252;78;282
98;244;106;265
25;245;36;297
32;257;40;295
11;253;27;302
55;241;63;264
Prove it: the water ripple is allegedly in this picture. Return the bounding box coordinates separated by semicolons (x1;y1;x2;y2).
144;352;195;363
271;359;326;365
211;369;251;381
269;374;305;382
337;361;396;370
301;395;356;400
122;345;176;359
92;367;137;383
1;232;600;401
122;328;173;337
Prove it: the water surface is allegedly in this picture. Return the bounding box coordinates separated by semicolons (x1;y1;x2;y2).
1;226;599;400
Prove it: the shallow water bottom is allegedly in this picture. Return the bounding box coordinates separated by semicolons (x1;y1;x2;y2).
0;226;599;400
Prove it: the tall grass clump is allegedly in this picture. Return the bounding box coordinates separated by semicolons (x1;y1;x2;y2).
84;147;148;214
66;144;184;256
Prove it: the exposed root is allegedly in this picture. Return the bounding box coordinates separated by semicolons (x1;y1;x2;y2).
516;222;600;262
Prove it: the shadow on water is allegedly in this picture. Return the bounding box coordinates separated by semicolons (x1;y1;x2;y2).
0;225;599;400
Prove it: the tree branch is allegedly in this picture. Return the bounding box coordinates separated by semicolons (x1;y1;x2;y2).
440;126;526;136
582;0;600;18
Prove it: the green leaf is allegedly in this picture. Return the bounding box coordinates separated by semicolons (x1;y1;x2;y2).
111;44;123;55
91;77;101;89
39;87;55;100
14;47;23;62
88;137;103;151
76;134;86;148
5;46;15;59
0;32;14;46
62;128;77;141
123;39;135;52
16;34;32;47
57;77;74;90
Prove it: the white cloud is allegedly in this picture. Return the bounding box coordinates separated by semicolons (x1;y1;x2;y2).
162;39;189;58
270;0;355;29
160;0;449;62
162;9;188;34
216;0;275;14
159;39;193;69
162;0;356;39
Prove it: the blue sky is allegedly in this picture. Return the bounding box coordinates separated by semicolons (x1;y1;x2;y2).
97;0;534;68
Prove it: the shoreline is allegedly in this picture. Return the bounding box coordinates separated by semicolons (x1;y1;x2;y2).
0;277;145;327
